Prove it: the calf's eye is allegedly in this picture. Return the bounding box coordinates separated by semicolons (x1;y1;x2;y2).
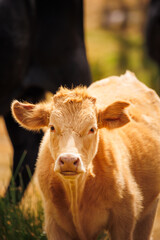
50;126;55;132
88;128;95;134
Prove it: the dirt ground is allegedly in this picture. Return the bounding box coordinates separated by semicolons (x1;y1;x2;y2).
0;116;159;238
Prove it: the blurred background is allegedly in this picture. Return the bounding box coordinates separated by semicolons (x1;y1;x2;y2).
0;0;160;239
85;0;159;89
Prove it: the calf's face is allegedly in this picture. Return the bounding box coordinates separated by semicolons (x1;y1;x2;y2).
49;97;99;176
11;87;130;178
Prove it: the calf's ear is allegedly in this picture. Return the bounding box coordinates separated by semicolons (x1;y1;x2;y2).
11;100;51;130
98;101;130;129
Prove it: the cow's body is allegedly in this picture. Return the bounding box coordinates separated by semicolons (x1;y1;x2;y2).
12;71;160;240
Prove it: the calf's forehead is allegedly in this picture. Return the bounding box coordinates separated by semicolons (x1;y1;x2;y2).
50;100;97;131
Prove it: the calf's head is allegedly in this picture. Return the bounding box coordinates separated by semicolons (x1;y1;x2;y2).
11;87;130;178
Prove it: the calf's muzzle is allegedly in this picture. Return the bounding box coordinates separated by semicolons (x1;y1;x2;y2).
54;153;85;176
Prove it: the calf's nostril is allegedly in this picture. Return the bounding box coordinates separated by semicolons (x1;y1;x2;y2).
60;159;64;165
73;159;79;166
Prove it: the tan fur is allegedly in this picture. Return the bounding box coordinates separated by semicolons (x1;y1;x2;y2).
11;71;160;240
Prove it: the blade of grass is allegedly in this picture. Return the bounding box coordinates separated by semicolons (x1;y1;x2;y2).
26;164;32;181
13;150;27;180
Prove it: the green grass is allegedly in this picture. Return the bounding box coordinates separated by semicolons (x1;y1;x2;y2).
0;197;47;240
0;151;47;240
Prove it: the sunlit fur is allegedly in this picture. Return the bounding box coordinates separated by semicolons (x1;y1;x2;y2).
11;71;160;240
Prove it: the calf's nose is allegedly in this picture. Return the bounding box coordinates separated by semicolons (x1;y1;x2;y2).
59;153;79;173
54;153;85;175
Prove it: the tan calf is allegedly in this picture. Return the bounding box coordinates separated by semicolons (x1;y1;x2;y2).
11;71;160;240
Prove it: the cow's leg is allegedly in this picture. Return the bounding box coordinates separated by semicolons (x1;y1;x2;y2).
133;198;159;240
109;202;136;240
4;87;45;202
45;219;73;240
109;218;135;240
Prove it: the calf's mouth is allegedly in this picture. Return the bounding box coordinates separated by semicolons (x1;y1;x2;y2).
61;171;79;176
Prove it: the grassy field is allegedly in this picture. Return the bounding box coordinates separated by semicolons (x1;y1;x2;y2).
0;197;46;240
0;28;160;239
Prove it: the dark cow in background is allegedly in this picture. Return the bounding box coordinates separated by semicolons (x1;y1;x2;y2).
0;0;91;202
146;0;160;66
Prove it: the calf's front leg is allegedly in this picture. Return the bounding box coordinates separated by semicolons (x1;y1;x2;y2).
45;218;74;240
133;198;159;240
109;218;135;240
109;203;136;240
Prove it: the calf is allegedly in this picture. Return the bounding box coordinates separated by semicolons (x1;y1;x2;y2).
11;71;160;240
